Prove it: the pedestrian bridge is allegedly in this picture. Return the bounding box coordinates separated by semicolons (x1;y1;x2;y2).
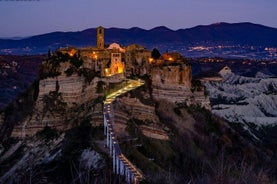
103;79;144;184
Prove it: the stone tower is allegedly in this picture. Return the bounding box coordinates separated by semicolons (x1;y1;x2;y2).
97;26;104;49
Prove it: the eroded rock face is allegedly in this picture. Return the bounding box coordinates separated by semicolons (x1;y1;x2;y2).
205;73;277;126
39;75;99;107
151;65;192;88
116;96;159;123
113;95;170;140
0;135;65;183
79;149;105;171
1;129;108;184
11;75;102;138
151;65;210;110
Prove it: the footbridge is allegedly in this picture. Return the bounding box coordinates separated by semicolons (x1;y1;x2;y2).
103;79;144;184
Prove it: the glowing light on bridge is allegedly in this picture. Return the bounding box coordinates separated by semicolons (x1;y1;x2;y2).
103;79;145;183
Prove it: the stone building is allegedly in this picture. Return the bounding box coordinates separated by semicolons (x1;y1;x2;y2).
58;26;152;78
58;26;193;89
97;26;104;49
125;44;151;76
59;26;125;78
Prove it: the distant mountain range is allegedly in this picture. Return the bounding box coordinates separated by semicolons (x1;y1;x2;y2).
1;22;277;56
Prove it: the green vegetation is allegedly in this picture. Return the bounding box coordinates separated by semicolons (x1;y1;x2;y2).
69;55;83;68
151;48;161;60
62;120;99;155
1;80;39;142
42;90;67;115
0;144;24;177
40;51;86;80
141;99;277;183
96;81;106;93
191;79;203;92
129;75;155;106
120;120;179;183
93;95;106;105
78;68;96;84
64;66;75;76
34;120;108;184
37;126;59;142
179;104;225;139
39;51;68;79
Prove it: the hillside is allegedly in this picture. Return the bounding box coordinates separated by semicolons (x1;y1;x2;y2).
0;55;45;110
1;77;276;183
1;76;276;183
0;51;277;183
1;22;277;57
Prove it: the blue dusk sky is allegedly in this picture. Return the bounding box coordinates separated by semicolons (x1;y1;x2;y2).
0;0;277;37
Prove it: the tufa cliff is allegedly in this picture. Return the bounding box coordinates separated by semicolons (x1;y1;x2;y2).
1;49;276;183
151;62;211;110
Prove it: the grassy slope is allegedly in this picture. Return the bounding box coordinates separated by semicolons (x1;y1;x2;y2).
120;93;276;183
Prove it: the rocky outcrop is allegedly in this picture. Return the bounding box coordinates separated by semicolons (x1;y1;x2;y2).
11;75;103;138
151;65;192;88
11;108;68;138
139;125;169;140
152;84;192;102
0;135;65;183
205;72;277;126
1;127;108;184
113;96;169;140
151;65;210;109
9;69;137;138
116;96;159;123
39;75;99;107
0;81;39;141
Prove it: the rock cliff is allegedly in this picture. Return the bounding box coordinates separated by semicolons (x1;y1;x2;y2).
113;95;169;140
39;75;99;107
205;71;277;127
151;64;211;109
11;75;103;138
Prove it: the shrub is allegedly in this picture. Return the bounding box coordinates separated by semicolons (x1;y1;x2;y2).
80;68;96;84
96;81;106;93
37;126;59;141
70;57;83;68
64;67;75;76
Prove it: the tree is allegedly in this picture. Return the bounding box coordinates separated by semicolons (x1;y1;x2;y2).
48;49;52;59
151;48;161;60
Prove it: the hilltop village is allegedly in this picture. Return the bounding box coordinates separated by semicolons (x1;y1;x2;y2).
41;26;210;108
1;27;276;184
59;26;190;79
7;26;211;139
0;27;213;184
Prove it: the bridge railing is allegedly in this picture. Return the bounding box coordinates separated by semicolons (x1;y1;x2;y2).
103;79;145;184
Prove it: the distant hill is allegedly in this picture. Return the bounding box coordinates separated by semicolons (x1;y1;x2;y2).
1;22;277;55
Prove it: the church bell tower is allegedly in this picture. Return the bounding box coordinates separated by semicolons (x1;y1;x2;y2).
97;26;104;49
